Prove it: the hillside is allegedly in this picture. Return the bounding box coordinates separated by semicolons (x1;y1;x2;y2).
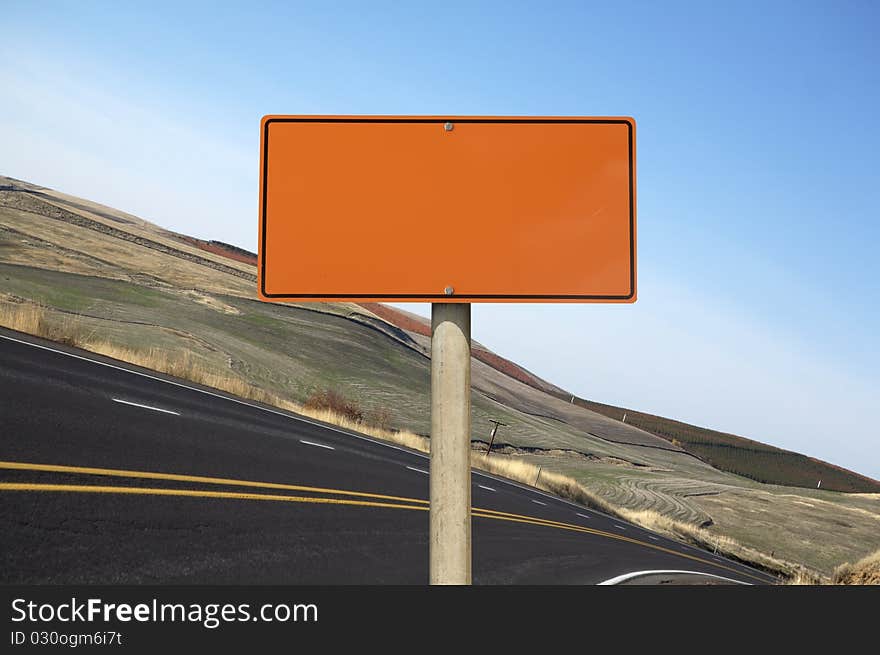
364;302;880;494
1;173;878;575
571;398;880;493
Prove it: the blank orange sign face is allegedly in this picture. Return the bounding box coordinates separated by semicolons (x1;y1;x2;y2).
259;116;636;303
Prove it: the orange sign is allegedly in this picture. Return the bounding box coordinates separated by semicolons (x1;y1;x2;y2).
259;116;636;303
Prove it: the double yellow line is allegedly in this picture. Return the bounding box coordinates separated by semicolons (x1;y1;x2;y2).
0;460;768;583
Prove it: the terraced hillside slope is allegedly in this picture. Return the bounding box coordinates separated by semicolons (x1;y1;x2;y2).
572;399;880;493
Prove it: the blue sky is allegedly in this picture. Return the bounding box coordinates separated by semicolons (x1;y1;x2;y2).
2;1;878;478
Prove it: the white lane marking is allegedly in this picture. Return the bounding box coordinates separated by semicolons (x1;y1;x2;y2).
478;485;496;492
299;439;334;450
614;524;627;531
649;535;659;541
111;398;179;416
576;513;590;519
597;570;750;586
0;333;425;458
406;466;429;475
531;499;546;506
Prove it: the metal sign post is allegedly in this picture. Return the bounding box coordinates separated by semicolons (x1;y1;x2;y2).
429;302;471;585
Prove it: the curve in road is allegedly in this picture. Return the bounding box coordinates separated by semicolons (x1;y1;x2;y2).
0;329;777;585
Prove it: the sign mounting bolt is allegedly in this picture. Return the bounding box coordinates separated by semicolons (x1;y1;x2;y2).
444;122;454;132
444;286;454;295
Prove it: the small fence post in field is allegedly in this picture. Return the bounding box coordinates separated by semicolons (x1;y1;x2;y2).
486;419;507;456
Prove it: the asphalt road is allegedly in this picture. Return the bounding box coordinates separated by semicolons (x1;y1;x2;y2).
0;328;778;584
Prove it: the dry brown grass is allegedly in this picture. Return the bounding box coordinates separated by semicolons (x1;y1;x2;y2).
832;549;880;585
303;388;365;423
787;570;826;585
79;340;281;406
618;508;809;581
0;299;48;335
0;299;99;347
0;300;280;407
471;452;619;514
786;551;880;585
293;405;429;453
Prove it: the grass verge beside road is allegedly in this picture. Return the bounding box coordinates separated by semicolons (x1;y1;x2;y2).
789;549;880;585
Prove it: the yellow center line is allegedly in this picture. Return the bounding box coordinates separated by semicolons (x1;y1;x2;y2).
0;460;428;506
0;483;429;512
0;460;769;583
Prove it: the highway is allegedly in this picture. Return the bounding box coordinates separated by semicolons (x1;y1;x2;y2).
0;328;777;584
